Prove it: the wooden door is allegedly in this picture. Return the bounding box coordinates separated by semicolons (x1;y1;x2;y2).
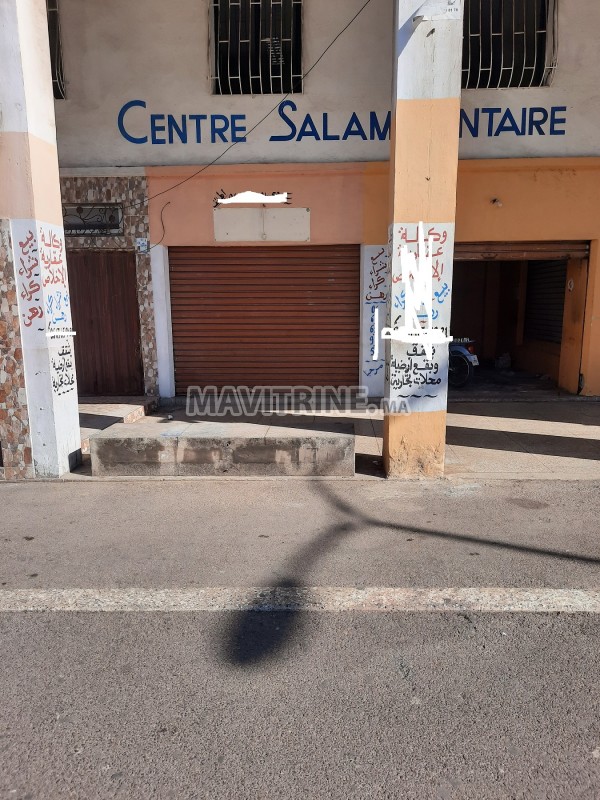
68;250;144;395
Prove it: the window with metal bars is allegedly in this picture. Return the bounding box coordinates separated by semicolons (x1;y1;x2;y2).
212;0;303;95
46;0;66;99
462;0;557;89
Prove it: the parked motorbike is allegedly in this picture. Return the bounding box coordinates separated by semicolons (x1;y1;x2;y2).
449;339;479;388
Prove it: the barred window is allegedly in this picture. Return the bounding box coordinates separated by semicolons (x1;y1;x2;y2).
462;0;557;89
46;0;66;99
212;0;303;95
63;205;124;237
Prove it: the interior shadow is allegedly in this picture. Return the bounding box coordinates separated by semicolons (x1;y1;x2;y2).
354;453;385;477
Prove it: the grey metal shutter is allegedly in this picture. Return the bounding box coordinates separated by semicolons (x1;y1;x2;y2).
524;260;567;343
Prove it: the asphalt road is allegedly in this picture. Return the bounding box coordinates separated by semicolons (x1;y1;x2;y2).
2;611;599;800
1;478;600;799
1;479;599;589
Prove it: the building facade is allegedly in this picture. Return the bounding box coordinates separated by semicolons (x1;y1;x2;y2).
2;0;600;478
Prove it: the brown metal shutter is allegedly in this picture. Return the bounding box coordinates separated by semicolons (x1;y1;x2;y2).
455;241;590;261
169;245;360;394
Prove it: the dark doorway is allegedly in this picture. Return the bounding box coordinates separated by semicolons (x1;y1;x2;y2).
68;250;144;395
452;259;523;366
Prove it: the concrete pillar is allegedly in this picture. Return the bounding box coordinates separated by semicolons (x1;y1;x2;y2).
150;245;175;399
0;0;80;477
383;0;464;477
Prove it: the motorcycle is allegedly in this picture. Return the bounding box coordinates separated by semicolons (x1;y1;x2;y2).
449;338;479;388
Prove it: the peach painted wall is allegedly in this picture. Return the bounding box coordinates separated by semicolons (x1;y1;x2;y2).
146;163;379;248
148;157;600;395
455;158;600;396
455;159;600;242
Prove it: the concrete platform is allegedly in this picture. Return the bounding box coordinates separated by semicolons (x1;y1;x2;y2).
79;396;157;454
90;417;355;477
80;398;600;481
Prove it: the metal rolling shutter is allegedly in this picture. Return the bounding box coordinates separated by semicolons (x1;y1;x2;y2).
455;241;589;261
169;245;360;394
524;260;567;343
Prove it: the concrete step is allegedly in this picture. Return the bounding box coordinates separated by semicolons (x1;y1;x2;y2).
89;418;355;477
79;396;158;454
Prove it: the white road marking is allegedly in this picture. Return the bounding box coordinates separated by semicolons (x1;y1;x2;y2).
0;588;599;613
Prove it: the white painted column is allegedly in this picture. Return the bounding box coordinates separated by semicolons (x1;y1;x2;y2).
150;245;175;398
0;0;80;476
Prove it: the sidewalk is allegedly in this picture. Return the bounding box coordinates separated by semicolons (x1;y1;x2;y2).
444;400;600;480
315;398;600;480
130;398;600;481
71;396;600;481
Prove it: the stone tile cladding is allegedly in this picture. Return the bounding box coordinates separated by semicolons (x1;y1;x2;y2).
0;221;34;479
60;176;158;396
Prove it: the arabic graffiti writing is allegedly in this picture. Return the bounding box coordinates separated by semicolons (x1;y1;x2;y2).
385;222;455;414
360;245;390;396
16;230;43;332
39;225;72;333
50;340;76;396
11;220;77;399
39;225;76;396
389;344;442;390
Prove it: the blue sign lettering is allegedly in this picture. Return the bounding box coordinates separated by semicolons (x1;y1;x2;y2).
370;110;391;141
116;101;567;145
188;114;207;142
460;106;568;138
118;99;148;144
550;106;567;136
150;114;166;145
231;114;247;143
297;113;321;141
322;113;340;141
168;115;188;144
270;100;298;142
115;101;250;145
269;103;391;143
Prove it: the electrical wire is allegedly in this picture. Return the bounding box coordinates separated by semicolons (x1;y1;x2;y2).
148;201;171;251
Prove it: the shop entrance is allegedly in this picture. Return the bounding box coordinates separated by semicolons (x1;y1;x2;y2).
168;245;360;395
68;250;144;396
451;242;589;395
